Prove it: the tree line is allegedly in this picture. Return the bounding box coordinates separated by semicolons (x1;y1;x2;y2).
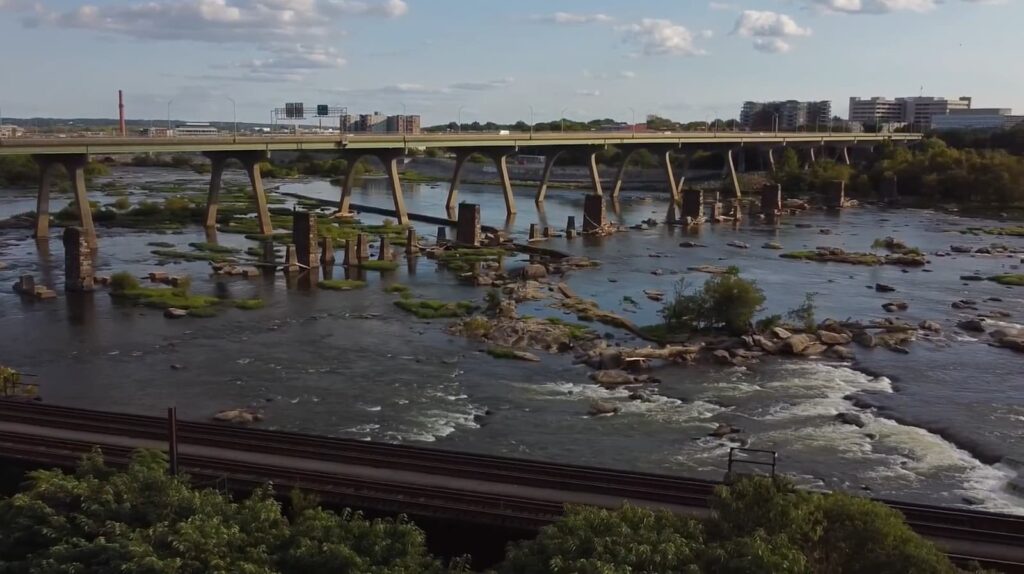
0;449;993;573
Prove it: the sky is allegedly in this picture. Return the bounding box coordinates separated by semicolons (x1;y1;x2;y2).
0;0;1020;125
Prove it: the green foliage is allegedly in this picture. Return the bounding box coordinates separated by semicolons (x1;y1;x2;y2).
781;251;884;266
233;298;266;310
0;449;453;573
497;504;706;574
871;236;922;256
543;317;592;341
486;347;521;360
988;274;1024;286
318;279;367;291
384;284;412;295
151;248;237;263
109;272;140;293
394;299;477;319
112;196;132;210
112;285;219;310
189;241;241;254
754;314;783;333
461;316;493;338
661;275;766;335
982;226;1024;237
787;293;818;333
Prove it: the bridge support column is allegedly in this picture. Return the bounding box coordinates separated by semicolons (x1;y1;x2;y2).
767;148;777;174
338;154;366;216
382;151;409;226
662;150;679;203
203;153;227;228
588;151;604;197
535;150;563;203
681;189;703;222
488;151;516;217
62;155;97;248
293;211;320;269
32;156;57;239
726;148;742;201
63;226;95;292
582;194;605;234
825;180;846;210
761;184;783;224
736;148;747;173
240;152;273;235
445;150;472;214
611;151;632;199
840;146;851;166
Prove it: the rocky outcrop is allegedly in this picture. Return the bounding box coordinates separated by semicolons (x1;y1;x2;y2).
957;319;986;333
919;320;942;333
164;308;188;319
709;423;742;438
818;331;852;345
589;370;643;386
780;334;816;355
213;409;263;424
588;401;621;416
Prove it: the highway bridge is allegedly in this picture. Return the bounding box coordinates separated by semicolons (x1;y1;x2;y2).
0;401;1020;571
0;132;922;247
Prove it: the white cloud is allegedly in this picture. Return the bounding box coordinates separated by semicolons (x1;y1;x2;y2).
709;2;738;11
449;78;514;91
803;0;937;13
532;12;613;24
619;18;708;56
733;11;810;53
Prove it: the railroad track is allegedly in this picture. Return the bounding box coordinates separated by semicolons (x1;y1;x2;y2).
1;401;1023;570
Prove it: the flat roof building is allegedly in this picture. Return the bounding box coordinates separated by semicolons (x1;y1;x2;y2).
849;96;972;128
740;100;831;131
931;108;1022;131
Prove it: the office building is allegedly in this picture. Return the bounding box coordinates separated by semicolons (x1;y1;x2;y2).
849;96;972;127
740;100;832;131
931;108;1023;130
173;123;219;137
0;124;25;138
385;114;421;134
357;112;388;133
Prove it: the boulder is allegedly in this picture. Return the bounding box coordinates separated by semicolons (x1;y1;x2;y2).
752;335;781;354
520;264;548;280
679;241;706;248
875;283;896;293
771;327;793;340
957;319;986;333
727;241;750;249
781;334;816;355
818;331;852;345
598;349;624;370
509;350;541;362
589;370;636;386
709;423;742;438
950;245;973;254
835;412;867;428
882;301;908;313
644;289;665;302
588;401;621;416
952;299;978;310
995;337;1024;353
852;331;877;348
801;343;829;356
826;346;855;360
712;350;735;365
975;246;993;255
960;275;985;282
762;241;784;250
213;409;262;424
628;390;655;402
918;320;943;333
990;328;1023;342
164;308;188;319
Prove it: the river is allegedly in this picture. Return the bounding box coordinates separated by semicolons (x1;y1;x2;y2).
1;166;1023;514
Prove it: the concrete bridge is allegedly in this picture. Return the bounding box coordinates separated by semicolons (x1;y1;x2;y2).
0;132;922;247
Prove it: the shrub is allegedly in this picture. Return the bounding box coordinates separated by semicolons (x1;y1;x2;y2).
786;292;818;333
112;196;132;211
661;275;765;335
109;272;140;293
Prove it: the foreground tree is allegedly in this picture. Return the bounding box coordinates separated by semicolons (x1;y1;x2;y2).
0;449;456;574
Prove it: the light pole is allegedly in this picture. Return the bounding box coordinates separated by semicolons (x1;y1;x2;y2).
166;98;175;134
628;107;636;135
457;105;466;133
560;106;569;134
528;105;535;136
225;96;237;138
772;112;779;135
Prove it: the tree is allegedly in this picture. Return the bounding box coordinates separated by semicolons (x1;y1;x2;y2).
661;274;766;335
0;449;456;574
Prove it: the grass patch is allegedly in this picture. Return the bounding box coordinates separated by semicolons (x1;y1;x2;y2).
146;241;175;248
989;274;1024;286
151;249;237;263
781;250;883;266
486;347;520;360
384;284;412;295
871;236;922;256
394;299;477;319
111;287;219;310
434;248;506;274
232;298;265;310
188;242;241;254
187;307;220;318
544;317;593;341
318;280;367;291
359;260;400;272
461;316;493;338
983;227;1024;237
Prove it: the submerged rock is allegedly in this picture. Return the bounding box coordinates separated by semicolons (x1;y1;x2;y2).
918;320;943;333
589;370;637;386
709;423;742;438
957;319;986;333
588;401;621;417
213;409;263;424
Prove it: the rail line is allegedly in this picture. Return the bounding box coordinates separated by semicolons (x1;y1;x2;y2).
0;402;1022;570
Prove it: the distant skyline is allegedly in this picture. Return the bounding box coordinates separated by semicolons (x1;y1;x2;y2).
0;0;1019;125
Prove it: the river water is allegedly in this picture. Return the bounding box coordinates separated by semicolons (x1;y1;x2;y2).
1;166;1023;513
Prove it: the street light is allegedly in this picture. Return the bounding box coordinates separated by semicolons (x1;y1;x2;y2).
528;105;535;136
772;112;779;135
628;107;636;135
225;96;237;139
457;105;466;133
166;98;175;134
560;106;569;134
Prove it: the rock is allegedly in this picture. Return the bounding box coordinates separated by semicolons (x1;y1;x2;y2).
213;409;262;424
995;337;1024;353
709;423;742;438
918;320;943;333
628;390;655;402
986;297;1004;303
875;283;896;293
164;308;188;319
644;289;665;302
951;299;978;310
882;301;908;313
957;319;986;333
509;350;541;362
623;357;652;372
762;241;784;250
835;412;867;428
771;327;793;340
852;331;877;348
169;364;185;371
975;246;993;255
819;228;833;235
598;349;624;370
752;335;781;354
588;400;621;416
679;241;706;248
781;334;816;355
651;269;664;276
589;370;636;386
688;265;733;275
826;346;855;360
727;241;750;249
712;350;735;365
960;275;985;281
888;345;911;354
801;343;829;356
818;331;852;345
520;264;548;280
950;245;973;254
990;328;1023;341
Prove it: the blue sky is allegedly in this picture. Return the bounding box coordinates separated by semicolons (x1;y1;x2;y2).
0;0;1019;125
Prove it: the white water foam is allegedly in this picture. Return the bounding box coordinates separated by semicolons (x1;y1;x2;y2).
529;381;727;423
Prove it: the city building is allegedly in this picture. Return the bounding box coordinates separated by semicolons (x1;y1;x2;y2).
139;127;173;137
931;108;1024;131
739;100;832;131
357;112;388;133
385;114;421;134
849;96;973;128
173;123;219;137
0;124;25;137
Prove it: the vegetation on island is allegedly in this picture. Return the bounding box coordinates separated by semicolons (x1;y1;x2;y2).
108;272;263;316
318;279;367;291
0;452;981;574
660;274;766;336
988;274;1024;287
394;299;477;319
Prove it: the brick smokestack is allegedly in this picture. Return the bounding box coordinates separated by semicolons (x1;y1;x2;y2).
118;90;126;136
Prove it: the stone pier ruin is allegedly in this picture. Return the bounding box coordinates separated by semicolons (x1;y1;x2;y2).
62;227;94;292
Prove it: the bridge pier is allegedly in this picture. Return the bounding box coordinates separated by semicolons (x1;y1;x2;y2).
535;149;564;204
766;148;777;173
610;149;636;199
840;146;851;166
203;151;272;235
32;155;97;247
486;150;516;217
445;150;473;214
382;150;410;226
725;148;742;201
587;151;604;197
662;150;680;203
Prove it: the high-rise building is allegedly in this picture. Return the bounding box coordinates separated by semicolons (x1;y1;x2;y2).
848;96;972;127
357;112;388;133
385;114;422;134
740;100;832;131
